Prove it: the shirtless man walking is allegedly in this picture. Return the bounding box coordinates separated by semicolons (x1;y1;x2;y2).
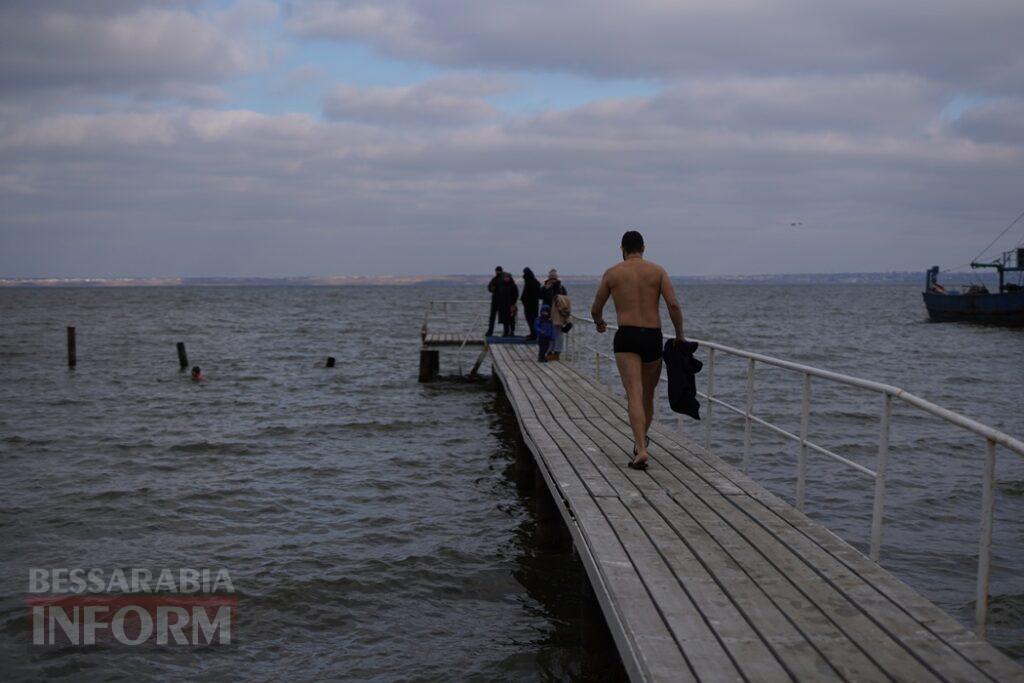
590;230;684;469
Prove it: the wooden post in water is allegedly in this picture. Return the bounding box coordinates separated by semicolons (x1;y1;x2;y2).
66;326;76;368
176;342;189;371
533;472;555;521
515;440;535;491
533;472;564;548
580;572;619;673
418;349;439;382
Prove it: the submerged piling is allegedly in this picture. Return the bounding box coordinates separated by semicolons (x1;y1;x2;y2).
533;473;566;548
418;349;439;382
515;437;535;491
66;326;76;368
176;342;189;371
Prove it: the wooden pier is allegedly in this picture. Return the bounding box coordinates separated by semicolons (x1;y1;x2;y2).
488;344;1024;683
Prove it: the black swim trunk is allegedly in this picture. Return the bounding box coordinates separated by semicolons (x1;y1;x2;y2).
613;326;663;363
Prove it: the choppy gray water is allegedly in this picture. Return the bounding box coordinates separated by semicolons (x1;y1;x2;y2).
0;284;1021;679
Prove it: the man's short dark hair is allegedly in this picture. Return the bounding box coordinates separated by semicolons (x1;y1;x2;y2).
495;266;503;272
621;230;644;254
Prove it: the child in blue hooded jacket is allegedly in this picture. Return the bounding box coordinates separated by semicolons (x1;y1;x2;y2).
534;304;556;362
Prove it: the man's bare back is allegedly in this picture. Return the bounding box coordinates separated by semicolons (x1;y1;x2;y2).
602;258;670;328
591;256;683;337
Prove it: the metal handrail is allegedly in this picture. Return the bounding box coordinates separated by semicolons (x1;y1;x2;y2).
422;299;490;339
569;313;1021;638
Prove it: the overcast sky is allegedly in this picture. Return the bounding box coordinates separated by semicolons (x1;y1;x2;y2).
1;0;1022;278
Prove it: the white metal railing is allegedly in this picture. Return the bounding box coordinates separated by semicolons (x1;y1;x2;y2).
569;313;1023;639
421;299;489;342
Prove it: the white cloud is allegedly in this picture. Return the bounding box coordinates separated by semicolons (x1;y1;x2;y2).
2;0;1023;277
1;75;1021;276
0;3;264;102
953;98;1024;146
287;0;1024;92
323;76;507;126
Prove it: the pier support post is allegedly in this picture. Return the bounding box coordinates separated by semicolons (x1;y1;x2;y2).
469;347;488;378
418;348;439;382
870;394;893;562
975;438;996;637
704;348;716;455
533;472;563;548
176;342;189;371
579;570;624;677
66;326;76;368
580;574;609;652
515;441;535;491
534;471;555;521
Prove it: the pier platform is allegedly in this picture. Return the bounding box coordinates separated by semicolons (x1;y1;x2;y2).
489;344;1024;683
422;331;485;346
422;332;535;346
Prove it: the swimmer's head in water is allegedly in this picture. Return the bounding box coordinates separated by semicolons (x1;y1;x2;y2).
191;366;201;378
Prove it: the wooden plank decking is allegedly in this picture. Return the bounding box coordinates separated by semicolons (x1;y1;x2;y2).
422;331;485;346
488;344;1024;683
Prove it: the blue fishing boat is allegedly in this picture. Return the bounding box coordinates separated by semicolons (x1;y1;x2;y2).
923;247;1024;325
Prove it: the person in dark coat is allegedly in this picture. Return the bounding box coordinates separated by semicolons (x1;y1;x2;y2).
485;266;503;336
540;268;566;307
520;268;541;339
496;272;519;336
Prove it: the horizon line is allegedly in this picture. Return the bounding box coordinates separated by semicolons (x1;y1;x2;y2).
1;269;986;287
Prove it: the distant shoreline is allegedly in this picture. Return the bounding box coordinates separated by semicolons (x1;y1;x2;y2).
0;272;998;288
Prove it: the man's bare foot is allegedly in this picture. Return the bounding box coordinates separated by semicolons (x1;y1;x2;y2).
628;442;649;470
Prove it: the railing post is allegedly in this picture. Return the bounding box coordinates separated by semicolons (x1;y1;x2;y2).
869;393;892;562
796;373;811;511
704;348;715;455
975;438;996;638
742;358;755;474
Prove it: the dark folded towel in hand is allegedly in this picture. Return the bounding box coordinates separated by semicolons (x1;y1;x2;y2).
663;339;703;420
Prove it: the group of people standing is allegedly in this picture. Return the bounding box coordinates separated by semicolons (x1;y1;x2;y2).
486;266;571;361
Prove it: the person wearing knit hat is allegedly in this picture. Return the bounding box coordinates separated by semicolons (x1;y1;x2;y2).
540;269;568;359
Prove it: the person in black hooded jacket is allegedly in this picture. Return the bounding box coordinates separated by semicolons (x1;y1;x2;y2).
485;266;503;336
521;268;541;339
495;272;519;336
